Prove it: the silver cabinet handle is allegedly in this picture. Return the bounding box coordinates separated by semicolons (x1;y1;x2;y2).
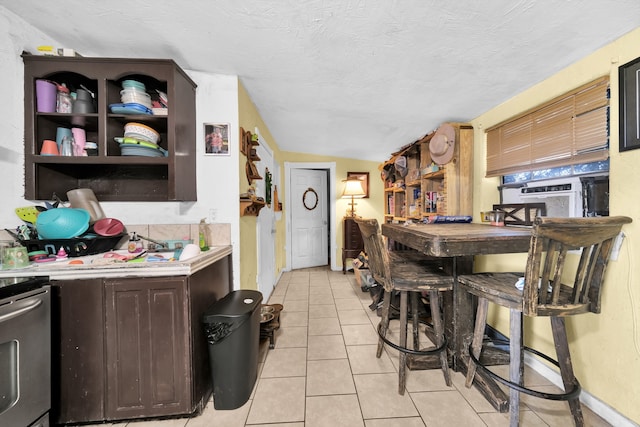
0;299;43;323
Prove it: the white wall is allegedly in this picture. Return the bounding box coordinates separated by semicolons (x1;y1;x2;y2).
0;7;241;288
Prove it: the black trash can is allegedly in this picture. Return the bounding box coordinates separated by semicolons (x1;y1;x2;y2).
203;289;263;410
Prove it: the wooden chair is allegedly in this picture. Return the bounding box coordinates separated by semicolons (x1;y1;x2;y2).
355;218;454;394
458;216;632;426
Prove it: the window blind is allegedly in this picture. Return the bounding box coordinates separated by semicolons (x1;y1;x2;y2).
486;77;609;177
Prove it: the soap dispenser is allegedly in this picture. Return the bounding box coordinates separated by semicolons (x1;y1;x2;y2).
128;232;143;253
199;218;210;251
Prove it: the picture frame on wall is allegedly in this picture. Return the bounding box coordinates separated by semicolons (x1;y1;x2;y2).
346;171;369;198
204;123;230;155
619;56;640;152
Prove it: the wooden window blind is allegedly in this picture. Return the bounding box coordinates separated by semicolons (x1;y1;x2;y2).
486;76;609;177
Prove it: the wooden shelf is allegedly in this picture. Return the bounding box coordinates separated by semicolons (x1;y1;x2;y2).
240;199;266;216
241;127;262;185
381;123;473;223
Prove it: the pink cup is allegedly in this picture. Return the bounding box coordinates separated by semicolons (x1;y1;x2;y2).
40;139;59;156
71;128;86;156
35;79;57;112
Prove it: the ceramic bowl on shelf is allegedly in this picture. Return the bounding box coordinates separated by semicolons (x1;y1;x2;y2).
119;143;168;157
121;79;146;91
123;122;160;144
114;137;159;149
120;89;152;107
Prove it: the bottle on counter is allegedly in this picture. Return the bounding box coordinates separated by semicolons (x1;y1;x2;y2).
199;218;209;251
128;232;143;253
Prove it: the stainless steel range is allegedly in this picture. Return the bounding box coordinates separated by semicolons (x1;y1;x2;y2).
0;276;51;427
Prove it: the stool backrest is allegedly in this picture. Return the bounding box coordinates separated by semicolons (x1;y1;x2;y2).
354;218;393;291
523;216;632;316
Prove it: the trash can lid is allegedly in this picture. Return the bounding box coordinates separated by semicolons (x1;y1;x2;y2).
202;289;263;322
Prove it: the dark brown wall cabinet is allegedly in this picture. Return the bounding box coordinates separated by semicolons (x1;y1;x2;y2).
22;53;197;202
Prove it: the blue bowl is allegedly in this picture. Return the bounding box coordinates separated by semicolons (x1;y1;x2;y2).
36;208;90;239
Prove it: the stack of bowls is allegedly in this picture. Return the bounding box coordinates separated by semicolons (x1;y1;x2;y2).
119;122;166;157
124;122;160;144
120;80;152;109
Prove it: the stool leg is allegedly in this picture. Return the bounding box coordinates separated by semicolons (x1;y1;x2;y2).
551;316;584;427
377;289;392;358
465;297;489;388
509;309;523;427
429;290;451;386
411;291;420;350
398;290;409;395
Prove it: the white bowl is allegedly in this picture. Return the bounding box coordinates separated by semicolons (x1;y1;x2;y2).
178;243;201;261
123;122;160;144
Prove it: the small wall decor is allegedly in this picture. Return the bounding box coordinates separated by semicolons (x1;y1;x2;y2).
303;187;319;210
619;56;640;152
204;123;230;155
346;172;369;198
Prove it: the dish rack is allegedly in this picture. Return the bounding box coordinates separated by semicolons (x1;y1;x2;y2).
10;232;128;257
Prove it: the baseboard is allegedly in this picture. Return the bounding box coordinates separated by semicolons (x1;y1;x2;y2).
486;326;638;426
523;355;638;427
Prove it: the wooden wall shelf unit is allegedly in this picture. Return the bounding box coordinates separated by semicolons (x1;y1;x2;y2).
22;53;197;202
381;123;473;223
240;127;262;185
239;127;264;216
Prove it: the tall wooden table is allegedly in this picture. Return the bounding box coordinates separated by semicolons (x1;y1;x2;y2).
381;222;531;412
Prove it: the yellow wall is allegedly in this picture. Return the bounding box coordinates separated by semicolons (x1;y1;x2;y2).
470;27;640;422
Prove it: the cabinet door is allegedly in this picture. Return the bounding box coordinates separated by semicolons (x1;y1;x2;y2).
104;277;190;420
51;279;105;424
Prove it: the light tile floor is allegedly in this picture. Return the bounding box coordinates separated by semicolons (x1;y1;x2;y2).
88;268;611;427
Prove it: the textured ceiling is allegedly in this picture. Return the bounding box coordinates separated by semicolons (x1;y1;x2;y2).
2;1;639;161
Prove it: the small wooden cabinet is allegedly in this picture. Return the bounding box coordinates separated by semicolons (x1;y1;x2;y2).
382;123;473;223
342;217;364;273
22;53;197;202
50;254;232;424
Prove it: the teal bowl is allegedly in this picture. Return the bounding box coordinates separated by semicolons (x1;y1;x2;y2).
36;208;90;239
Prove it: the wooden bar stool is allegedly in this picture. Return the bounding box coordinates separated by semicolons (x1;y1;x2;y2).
355;218;454;394
458;216;631;426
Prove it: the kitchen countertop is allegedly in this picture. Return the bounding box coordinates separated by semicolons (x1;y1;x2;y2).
0;245;232;281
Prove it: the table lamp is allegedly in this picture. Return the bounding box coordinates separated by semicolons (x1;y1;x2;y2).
342;177;366;217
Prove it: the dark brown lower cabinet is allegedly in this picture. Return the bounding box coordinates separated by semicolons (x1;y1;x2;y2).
104;277;189;420
51;254;232;425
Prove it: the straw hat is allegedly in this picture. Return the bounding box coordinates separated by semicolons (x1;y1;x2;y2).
429;123;456;165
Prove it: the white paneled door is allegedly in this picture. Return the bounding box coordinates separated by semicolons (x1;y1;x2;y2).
290;169;328;269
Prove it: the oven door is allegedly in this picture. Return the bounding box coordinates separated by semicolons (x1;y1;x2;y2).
0;286;51;427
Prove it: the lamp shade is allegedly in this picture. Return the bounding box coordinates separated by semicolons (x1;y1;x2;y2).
342;177;366;217
341;178;366;198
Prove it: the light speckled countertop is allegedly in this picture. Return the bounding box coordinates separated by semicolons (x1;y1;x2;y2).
0;245;232;281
